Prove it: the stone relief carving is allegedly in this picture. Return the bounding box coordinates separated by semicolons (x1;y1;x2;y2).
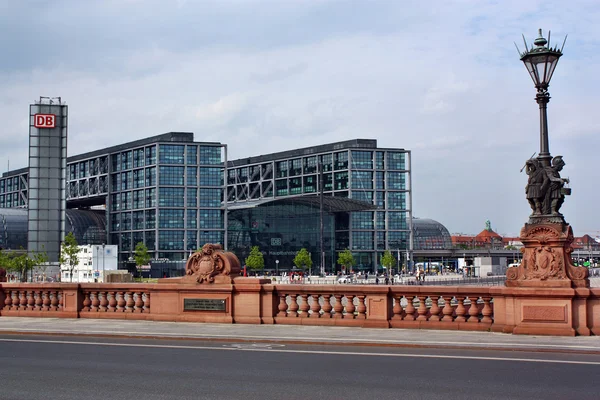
183;243;241;284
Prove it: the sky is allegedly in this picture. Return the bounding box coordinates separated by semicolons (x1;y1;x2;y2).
1;0;599;237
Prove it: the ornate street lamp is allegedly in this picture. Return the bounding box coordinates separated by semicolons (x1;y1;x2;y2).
506;29;589;289
518;29;565;167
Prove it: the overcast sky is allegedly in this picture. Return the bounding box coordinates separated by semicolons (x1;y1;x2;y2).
1;0;599;237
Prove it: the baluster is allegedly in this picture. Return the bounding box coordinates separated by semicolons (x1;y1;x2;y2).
125;291;135;312
90;292;100;312
42;291;51;311
404;295;416;321
277;294;288;317
481;296;493;323
116;291;126;312
35;290;43;311
51;291;59;311
454;296;466;322
344;295;355;319
82;292;92;312
108;291;117;312
356;295;367;319
333;294;344;318
143;292;150;313
310;294;321;317
288;295;299;317
4;289;12;310
58;292;63;310
392;294;403;319
429;295;441;321
468;296;480;323
416;295;428;321
299;294;310;317
27;291;35;311
99;291;109;312
321;294;333;318
19;290;27;310
441;296;454;322
134;292;144;313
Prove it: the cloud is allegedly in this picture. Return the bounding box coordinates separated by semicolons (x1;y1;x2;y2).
1;0;599;237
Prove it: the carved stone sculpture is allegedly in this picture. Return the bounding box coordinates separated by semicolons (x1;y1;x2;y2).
506;223;589;288
525;155;570;218
181;243;241;284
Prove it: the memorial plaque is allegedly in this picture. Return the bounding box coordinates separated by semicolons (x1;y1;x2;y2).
183;298;227;311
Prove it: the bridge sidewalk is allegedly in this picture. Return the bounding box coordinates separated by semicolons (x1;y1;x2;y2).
0;317;598;354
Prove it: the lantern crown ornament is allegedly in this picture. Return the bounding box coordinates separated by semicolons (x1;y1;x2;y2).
517;29;566;92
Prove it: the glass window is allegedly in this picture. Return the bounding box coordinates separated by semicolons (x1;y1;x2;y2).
145;167;156;186
145;146;156;165
352;231;374;250
133;189;144;209
159;145;184;164
289;177;301;195
334;172;348;190
145;209;156;229
275;161;288;178
303;156;317;174
351;171;373;190
133;211;144;230
351;191;373;203
303;175;317;193
187;188;197;207
334;151;348;170
387;171;406;190
319;154;333;172
187;210;197;229
199;231;223;246
187;167;197;186
159;209;184;229
145;188;156;208
187;230;197;250
159;230;184;250
388;152;406;170
133;148;145;168
388;211;407;230
376;152;384;169
351;151;373;169
133;169;144;188
387;191;406;210
199;167;222;186
187;145;198;165
351;211;374;230
159;166;184;185
199;146;221;165
290;159;302;176
275;179;288;196
199;209;223;229
159;187;184;207
199;188;221;207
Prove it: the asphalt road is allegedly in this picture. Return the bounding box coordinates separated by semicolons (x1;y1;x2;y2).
0;335;598;400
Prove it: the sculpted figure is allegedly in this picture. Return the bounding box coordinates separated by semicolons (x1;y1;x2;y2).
524;158;544;215
541;156;569;215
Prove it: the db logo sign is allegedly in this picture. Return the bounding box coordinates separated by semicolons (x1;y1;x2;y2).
34;114;56;128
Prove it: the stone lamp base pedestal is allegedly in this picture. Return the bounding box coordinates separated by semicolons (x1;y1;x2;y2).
506;218;589;288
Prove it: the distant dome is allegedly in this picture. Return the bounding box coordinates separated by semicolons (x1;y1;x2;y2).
412;218;452;250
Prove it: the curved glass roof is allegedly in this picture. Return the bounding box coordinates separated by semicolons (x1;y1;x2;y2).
0;208;106;250
412;218;452;250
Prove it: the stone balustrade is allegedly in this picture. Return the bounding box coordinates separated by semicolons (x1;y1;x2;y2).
0;281;599;336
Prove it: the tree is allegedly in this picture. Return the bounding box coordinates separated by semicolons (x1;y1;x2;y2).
337;249;355;273
59;232;79;283
381;250;396;274
6;249;47;282
293;248;313;275
245;246;264;272
134;242;151;278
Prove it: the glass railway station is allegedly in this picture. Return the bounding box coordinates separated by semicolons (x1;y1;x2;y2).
0;132;452;273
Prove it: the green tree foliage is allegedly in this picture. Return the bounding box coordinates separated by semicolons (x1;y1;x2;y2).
59;232;80;283
134;242;151;267
381;250;396;271
293;248;313;273
337;249;355;272
245;246;264;271
4;249;48;282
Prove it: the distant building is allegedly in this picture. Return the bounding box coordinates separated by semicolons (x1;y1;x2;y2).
60;244;118;283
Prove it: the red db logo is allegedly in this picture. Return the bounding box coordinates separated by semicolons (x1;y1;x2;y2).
34;114;56;128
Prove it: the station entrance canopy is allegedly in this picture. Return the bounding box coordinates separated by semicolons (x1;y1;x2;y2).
226;195;378;213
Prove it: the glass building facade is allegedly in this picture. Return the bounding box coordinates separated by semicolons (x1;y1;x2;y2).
1;132;226;262
226;139;412;272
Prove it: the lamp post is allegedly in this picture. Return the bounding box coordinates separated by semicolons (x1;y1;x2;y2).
275;259;279;275
518;29;564;168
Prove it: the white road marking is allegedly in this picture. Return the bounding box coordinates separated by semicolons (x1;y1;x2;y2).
0;337;598;366
0;327;598;351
